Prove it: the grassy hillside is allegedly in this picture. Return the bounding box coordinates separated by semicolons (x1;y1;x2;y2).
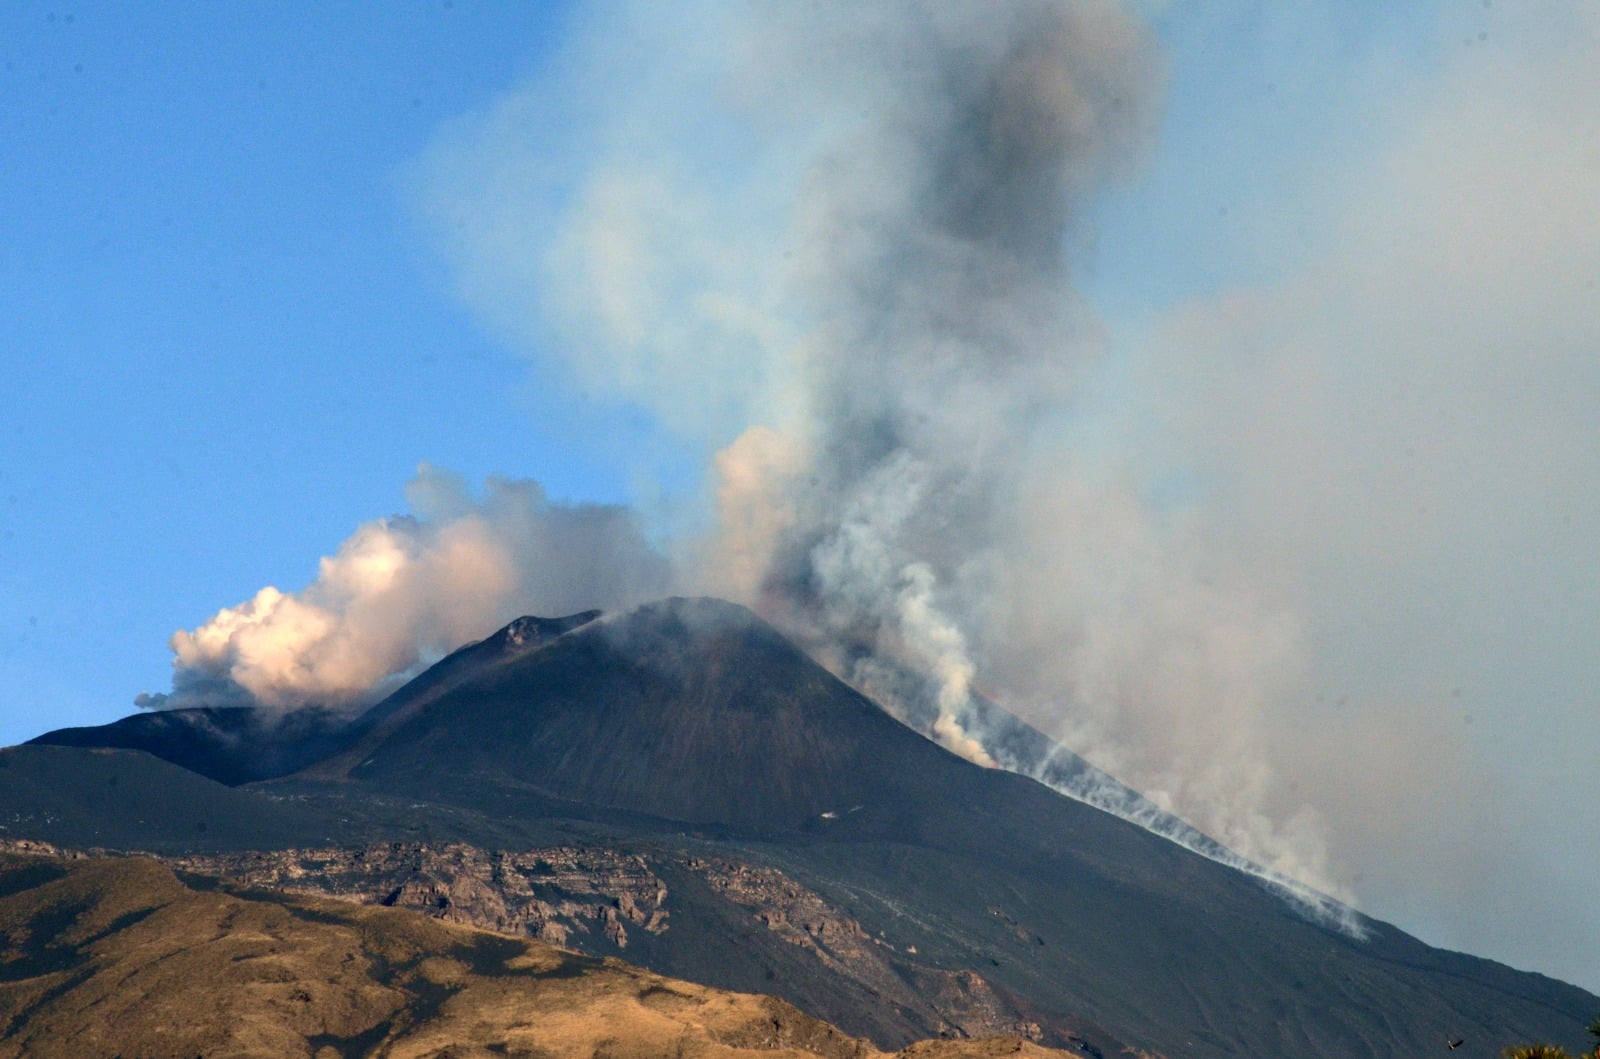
0;850;1073;1059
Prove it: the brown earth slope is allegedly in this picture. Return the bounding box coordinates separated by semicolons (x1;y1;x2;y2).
0;851;1073;1059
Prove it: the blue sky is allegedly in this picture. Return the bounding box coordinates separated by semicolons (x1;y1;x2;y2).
4;1;1597;992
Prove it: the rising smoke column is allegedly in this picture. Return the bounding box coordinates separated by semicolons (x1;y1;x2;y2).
413;0;1354;901
435;0;1166;758
153;1;1348;906
743;2;1158;766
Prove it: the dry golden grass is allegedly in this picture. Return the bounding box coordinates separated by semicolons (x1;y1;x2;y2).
0;853;1072;1059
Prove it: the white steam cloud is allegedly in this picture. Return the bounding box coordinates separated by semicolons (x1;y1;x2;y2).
142;465;668;710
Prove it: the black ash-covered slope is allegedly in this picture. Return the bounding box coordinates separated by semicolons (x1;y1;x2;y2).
322;597;985;833
0;744;341;850
354;609;602;732
283;597;1599;1057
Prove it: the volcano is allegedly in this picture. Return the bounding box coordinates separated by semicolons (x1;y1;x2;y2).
310;598;1025;833
20;597;1600;1057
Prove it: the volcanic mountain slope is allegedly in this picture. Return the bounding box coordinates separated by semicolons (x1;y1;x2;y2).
17;597;1600;1058
27;704;353;785
314;598;995;832
27;610;602;786
0;744;343;850
0;849;1068;1059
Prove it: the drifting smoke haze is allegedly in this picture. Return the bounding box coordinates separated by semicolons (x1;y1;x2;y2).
149;1;1600;987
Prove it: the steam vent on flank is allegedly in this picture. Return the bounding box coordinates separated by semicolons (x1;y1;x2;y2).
15;597;1600;1057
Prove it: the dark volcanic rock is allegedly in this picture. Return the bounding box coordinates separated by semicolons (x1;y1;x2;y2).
146;841;1096;1050
0;849;1063;1059
336;597;974;833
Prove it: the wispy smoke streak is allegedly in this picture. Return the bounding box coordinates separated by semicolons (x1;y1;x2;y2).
1005;743;1367;937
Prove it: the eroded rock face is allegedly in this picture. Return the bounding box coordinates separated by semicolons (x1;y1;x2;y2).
164;842;670;951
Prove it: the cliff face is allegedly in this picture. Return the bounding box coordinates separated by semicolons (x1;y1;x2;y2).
167;843;671;951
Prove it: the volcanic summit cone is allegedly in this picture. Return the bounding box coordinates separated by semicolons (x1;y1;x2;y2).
319;597;974;833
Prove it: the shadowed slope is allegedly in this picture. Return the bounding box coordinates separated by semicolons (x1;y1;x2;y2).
26;705;353;785
0;745;337;851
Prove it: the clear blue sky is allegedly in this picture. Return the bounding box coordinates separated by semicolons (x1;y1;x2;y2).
4;1;1597;993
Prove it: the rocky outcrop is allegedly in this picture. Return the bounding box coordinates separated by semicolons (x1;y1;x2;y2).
692;857;1047;1043
164;842;670;950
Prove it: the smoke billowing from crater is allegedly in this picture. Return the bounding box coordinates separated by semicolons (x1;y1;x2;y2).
151;0;1600;983
750;0;1159;765
158;0;1326;890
